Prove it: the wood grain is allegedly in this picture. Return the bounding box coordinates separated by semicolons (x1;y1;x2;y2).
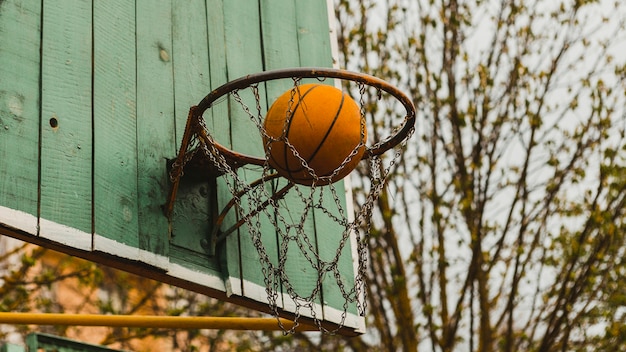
260;0;322;318
135;0;175;266
93;0;139;251
170;0;214;258
221;0;270;302
0;0;41;235
39;0;93;250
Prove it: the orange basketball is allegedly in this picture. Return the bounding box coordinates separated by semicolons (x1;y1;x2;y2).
263;83;366;185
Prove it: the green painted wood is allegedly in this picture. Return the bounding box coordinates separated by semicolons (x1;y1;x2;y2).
221;0;271;301
26;333;123;352
206;0;229;138
260;0;299;71
0;343;23;352
0;0;41;234
171;0;212;146
170;0;215;257
295;0;360;319
295;0;334;68
136;0;175;264
313;188;360;318
39;0;93;250
93;0;139;252
260;0;323;317
258;0;300;311
205;0;239;285
222;1;266;158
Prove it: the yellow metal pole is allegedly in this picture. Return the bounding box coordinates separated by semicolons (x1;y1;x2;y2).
0;313;317;331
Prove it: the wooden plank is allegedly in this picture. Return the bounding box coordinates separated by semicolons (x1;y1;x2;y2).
92;0;140;256
206;0;229;137
260;0;299;71
295;0;362;325
172;0;212;147
0;0;41;235
135;0;175;267
221;0;270;302
295;0;334;68
170;0;215;259
205;0;239;288
260;0;322;318
39;0;93;250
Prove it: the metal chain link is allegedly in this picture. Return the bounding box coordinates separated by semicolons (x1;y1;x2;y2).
169;133;201;183
175;78;410;334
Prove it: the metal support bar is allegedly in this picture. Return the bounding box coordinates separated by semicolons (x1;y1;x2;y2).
163;106;198;221
210;174;292;255
0;313;317;331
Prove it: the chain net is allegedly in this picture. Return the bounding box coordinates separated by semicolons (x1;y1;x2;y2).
171;78;412;334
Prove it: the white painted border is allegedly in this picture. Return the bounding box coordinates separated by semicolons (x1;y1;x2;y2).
281;287;324;321
327;0;341;69
93;233;169;269
0;206;364;331
0;205;38;235
39;217;92;251
325;303;367;333
168;261;226;293
229;275;364;332
225;276;243;297
92;233;225;291
0;207;225;294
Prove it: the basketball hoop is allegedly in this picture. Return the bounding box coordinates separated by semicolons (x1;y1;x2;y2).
164;67;415;333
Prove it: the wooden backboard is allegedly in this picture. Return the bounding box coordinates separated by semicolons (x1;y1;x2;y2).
0;0;364;334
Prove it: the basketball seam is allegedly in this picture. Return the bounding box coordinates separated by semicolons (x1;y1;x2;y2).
265;86;316;176
283;84;320;181
287;92;347;178
302;92;346;170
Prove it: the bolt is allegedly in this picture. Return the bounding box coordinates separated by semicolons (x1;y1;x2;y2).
200;238;210;251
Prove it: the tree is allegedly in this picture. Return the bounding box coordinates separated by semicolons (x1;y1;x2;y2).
0;238;303;351
3;1;626;351
335;0;626;351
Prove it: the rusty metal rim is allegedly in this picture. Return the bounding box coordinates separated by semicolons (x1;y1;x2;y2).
194;67;416;166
